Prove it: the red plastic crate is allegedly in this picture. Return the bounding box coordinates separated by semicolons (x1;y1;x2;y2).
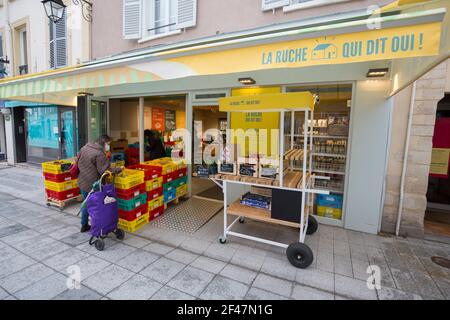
127;157;140;166
149;206;164;221
45;188;80;201
147;187;163;201
126;148;139;157
118;203;149;221
116;183;146;200
127;164;162;180
43;171;76;182
163;167;187;183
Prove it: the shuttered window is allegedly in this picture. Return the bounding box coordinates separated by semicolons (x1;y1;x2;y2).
0;35;4;79
123;0;197;40
49;11;67;69
261;0;289;11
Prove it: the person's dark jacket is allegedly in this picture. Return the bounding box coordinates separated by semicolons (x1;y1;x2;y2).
77;142;110;192
148;137;166;160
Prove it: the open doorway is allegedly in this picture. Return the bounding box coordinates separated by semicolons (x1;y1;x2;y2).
425;94;450;242
191;105;227;202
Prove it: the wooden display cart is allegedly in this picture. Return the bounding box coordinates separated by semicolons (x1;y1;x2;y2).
211;91;330;269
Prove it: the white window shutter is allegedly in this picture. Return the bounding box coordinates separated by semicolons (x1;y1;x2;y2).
123;0;142;39
49;11;67;69
177;0;197;29
261;0;289;11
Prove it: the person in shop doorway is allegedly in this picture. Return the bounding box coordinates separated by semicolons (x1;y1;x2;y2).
77;134;121;233
144;129;166;160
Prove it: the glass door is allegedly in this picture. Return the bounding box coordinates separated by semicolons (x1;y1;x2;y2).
59;107;76;159
87;97;108;142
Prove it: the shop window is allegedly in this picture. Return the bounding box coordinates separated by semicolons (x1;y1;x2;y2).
18;28;28;75
49;11;67;69
123;0;197;41
0;34;5;79
287;83;352;221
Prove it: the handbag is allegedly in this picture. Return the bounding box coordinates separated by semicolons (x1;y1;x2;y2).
69;154;80;177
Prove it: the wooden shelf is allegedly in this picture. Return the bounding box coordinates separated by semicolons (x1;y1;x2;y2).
312;152;346;158
227;200;300;228
313;169;346;175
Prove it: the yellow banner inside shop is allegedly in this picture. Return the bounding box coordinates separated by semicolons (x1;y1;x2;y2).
225;89;317;157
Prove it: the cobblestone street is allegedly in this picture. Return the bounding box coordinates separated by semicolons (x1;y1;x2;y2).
0;165;449;300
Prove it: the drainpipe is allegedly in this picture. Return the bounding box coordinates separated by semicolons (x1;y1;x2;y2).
395;81;417;236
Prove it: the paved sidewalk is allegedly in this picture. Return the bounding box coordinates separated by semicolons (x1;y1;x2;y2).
0;165;449;300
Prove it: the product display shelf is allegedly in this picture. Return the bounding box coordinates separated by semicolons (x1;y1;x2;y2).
211;91;330;269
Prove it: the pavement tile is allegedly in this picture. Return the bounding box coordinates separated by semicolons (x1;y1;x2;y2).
59;232;92;247
0;287;9;300
116;249;160;273
75;256;111;281
166;248;199;264
142;242;174;255
152;286;196;300
53;286;103;300
204;243;236;263
190;256;227;274
179;238;211;254
316;252;334;273
377;286;422;300
230;250;265;271
15;273;68;300
334;255;353;277
0;229;41;245
140;257;185;284
41;247;90;272
0;263;55;293
260;256;297;281
334;274;377;300
352;258;370;281
220;264;257;285
0;253;36;279
48;226;80;240
167;266;215;297
252;273;292;297
107;274;162;300
291;285;334;300
26;240;72;261
390;268;421;295
0;244;21;263
0;224;29;238
94;243;137;263
410;270;444;299
84;264;134;296
432;276;450;299
121;236;152;248
200;275;249;300
76;238;118;254
295;268;334;293
244;287;288;300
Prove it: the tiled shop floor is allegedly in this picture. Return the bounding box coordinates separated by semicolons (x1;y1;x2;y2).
0;166;450;300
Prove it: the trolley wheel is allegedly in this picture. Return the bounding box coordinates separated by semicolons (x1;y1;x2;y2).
306;215;318;235
115;228;125;240
46;203;50;207
239;217;245;224
94;239;105;251
286;242;314;269
219;236;227;244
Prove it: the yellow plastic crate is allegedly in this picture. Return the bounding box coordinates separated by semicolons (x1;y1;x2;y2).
42;160;74;174
114;169;145;190
148;196;163;211
111;160;125;169
44;179;78;192
172;159;187;170
143;158;177;175
146;176;163;191
118;213;149;233
176;184;187;198
317;206;342;220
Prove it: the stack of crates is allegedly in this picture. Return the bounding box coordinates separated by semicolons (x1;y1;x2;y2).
316;194;343;220
115;169;148;232
143;158;188;209
42;160;80;201
129;163;164;222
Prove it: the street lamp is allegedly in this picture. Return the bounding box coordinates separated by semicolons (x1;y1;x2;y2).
42;0;67;24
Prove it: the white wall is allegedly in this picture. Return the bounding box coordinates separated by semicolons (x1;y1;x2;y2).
344;80;391;234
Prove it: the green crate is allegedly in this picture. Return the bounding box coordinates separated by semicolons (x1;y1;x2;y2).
117;193;147;211
163;180;175;193
172;176;188;188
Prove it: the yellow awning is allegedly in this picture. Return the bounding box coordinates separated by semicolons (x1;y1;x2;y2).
219;92;316;112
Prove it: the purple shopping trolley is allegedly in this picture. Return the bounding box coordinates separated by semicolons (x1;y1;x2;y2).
84;172;125;251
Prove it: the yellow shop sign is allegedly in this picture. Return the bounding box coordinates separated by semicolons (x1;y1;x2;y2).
171;22;441;76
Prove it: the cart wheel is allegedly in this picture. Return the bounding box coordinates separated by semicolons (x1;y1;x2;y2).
46;203;50;207
95;239;105;251
239;217;245;224
286;242;314;269
219;236;227;244
306;215;318;235
115;228;125;240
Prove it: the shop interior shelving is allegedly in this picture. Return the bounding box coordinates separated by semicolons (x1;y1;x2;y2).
211;92;331;268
